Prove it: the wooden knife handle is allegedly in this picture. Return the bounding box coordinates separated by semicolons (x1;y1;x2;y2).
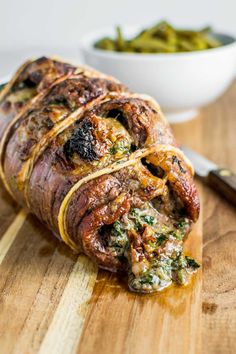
208;168;236;206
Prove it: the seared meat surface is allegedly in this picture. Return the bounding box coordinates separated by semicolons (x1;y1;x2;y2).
0;57;200;293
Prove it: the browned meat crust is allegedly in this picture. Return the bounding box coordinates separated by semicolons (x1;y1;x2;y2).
0;57;200;290
93;97;176;147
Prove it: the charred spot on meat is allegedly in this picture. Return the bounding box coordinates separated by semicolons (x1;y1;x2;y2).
63;120;98;162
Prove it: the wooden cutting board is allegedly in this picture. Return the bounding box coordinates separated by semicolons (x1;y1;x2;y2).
1;79;236;354
0;119;202;354
0;186;202;354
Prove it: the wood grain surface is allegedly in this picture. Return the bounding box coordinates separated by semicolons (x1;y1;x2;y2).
0;80;236;354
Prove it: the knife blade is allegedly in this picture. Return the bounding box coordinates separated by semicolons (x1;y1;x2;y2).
181;145;236;207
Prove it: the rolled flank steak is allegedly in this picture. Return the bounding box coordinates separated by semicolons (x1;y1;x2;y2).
0;57;200;293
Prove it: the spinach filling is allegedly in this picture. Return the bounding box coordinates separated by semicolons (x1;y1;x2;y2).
108;221;130;258
109;139;131;155
108;205;199;293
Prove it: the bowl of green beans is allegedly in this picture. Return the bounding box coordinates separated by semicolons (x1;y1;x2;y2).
80;22;236;122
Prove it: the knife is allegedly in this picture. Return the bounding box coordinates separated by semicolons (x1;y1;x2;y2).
181;146;236;207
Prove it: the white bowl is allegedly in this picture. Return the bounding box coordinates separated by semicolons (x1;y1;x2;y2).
80;27;236;123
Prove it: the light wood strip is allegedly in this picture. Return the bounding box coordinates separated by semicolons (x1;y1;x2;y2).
0;209;27;264
0;215;78;354
38;255;97;354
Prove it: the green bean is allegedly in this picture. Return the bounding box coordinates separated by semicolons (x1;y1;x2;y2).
116;26;126;51
130;37;176;53
94;21;222;53
94;37;116;51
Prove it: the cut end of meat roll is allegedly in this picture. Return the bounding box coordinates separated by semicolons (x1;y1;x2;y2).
0;57;200;293
62;145;200;293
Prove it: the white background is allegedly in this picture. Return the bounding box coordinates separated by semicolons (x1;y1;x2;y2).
0;0;236;76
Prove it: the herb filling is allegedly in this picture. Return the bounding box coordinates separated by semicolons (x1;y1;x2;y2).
108;204;199;293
